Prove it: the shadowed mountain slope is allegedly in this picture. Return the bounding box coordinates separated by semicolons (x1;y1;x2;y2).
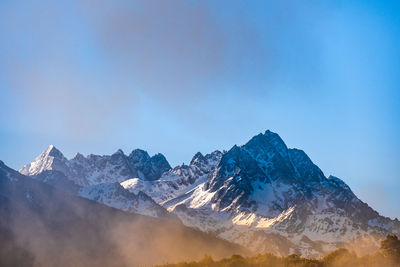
0;160;247;267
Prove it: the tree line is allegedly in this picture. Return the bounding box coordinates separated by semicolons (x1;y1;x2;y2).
156;235;400;267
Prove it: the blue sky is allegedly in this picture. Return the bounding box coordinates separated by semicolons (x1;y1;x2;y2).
0;0;399;218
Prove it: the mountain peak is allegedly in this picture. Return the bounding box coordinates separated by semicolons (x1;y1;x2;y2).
145;153;171;181
244;130;285;146
113;149;125;156
243;130;288;161
19;145;68;176
264;129;274;135
151;153;169;164
44;145;65;159
47;144;55;149
190;152;205;165
73;152;85;161
129;149;150;162
231;144;240;151
263;129;285;144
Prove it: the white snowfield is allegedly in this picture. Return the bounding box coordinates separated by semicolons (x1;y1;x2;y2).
78;182;169;218
19;131;400;258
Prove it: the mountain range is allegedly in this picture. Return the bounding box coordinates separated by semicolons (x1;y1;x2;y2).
0;159;245;267
10;130;400;258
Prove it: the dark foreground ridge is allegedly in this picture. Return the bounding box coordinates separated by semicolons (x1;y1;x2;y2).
0;160;246;267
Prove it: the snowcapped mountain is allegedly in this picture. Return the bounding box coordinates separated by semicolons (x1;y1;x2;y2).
20;145;171;186
121;150;222;204
20;146;171;218
118;130;400;257
18;130;400;257
159;131;400;257
0;160;246;266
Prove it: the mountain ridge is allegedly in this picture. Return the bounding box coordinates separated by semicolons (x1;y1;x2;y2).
0;160;247;266
20;145;171;185
17;130;400;257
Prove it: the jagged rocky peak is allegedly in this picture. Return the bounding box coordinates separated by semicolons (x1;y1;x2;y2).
113;149;125;155
216;145;250;169
151;153;169;164
110;149;127;163
211;150;223;156
205;131;328;203
264;129;287;148
129;149;170;168
149;153;171;169
142;153;171;181
186;151;222;175
206;150;223;160
190;152;206;165
245;131;325;184
20;146;172;185
36;145;67;162
204;130;352;214
190;150;223;169
44;145;65;159
20;145;68;176
73;152;84;159
129;149;151;164
159;130;400;258
243;130;289;162
128;149;171;181
206;144;267;194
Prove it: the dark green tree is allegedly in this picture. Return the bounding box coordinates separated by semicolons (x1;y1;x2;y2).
381;235;400;263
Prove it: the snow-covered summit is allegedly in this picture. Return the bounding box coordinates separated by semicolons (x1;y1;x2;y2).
157;130;400;257
20;146;171;186
19;146;173;218
20;145;69;177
